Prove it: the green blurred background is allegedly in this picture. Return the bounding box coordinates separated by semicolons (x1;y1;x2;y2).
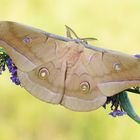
0;0;140;140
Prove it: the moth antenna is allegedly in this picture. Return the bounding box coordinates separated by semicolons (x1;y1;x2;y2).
65;25;72;39
65;25;97;45
65;25;79;39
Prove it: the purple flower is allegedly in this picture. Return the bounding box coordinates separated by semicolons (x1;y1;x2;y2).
103;95;127;117
0;54;20;85
109;110;127;117
10;76;20;85
6;57;13;65
134;54;140;58
6;58;20;85
0;51;20;86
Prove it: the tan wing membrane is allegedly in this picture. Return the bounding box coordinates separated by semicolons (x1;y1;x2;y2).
62;63;107;111
0;21;68;71
18;70;64;103
95;51;140;96
0;21;140;112
98;80;140;96
61;50;140;110
17;59;67;104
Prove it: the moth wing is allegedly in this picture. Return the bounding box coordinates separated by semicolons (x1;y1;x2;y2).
84;49;140;97
61;57;107;111
16;41;140;111
0;21;68;71
62;49;140;111
1;21;140;111
17;58;67;104
17;50;107;111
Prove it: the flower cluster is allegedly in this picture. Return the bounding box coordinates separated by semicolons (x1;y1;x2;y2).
6;58;20;85
0;48;20;85
103;95;127;117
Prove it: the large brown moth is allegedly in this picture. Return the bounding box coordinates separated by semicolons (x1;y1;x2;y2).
0;21;140;124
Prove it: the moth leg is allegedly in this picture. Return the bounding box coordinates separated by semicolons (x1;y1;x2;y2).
80;37;97;44
101;51;105;60
119;91;140;124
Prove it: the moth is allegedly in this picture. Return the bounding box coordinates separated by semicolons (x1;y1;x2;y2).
0;21;140;123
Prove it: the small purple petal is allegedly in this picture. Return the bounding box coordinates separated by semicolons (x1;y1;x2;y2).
10;67;17;73
0;50;20;86
15;79;20;85
5;57;20;85
6;58;13;65
10;76;16;82
109;111;117;117
109;110;127;117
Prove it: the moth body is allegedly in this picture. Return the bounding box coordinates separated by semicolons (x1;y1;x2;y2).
64;42;84;68
0;21;140;112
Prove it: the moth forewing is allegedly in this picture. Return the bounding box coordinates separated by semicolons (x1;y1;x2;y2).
0;21;68;72
97;50;140;96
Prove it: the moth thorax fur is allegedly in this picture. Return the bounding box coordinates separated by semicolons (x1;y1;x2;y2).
66;44;84;68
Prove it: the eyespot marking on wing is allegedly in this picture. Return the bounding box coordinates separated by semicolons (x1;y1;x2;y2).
23;36;32;44
38;67;50;79
113;63;121;71
80;81;90;94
